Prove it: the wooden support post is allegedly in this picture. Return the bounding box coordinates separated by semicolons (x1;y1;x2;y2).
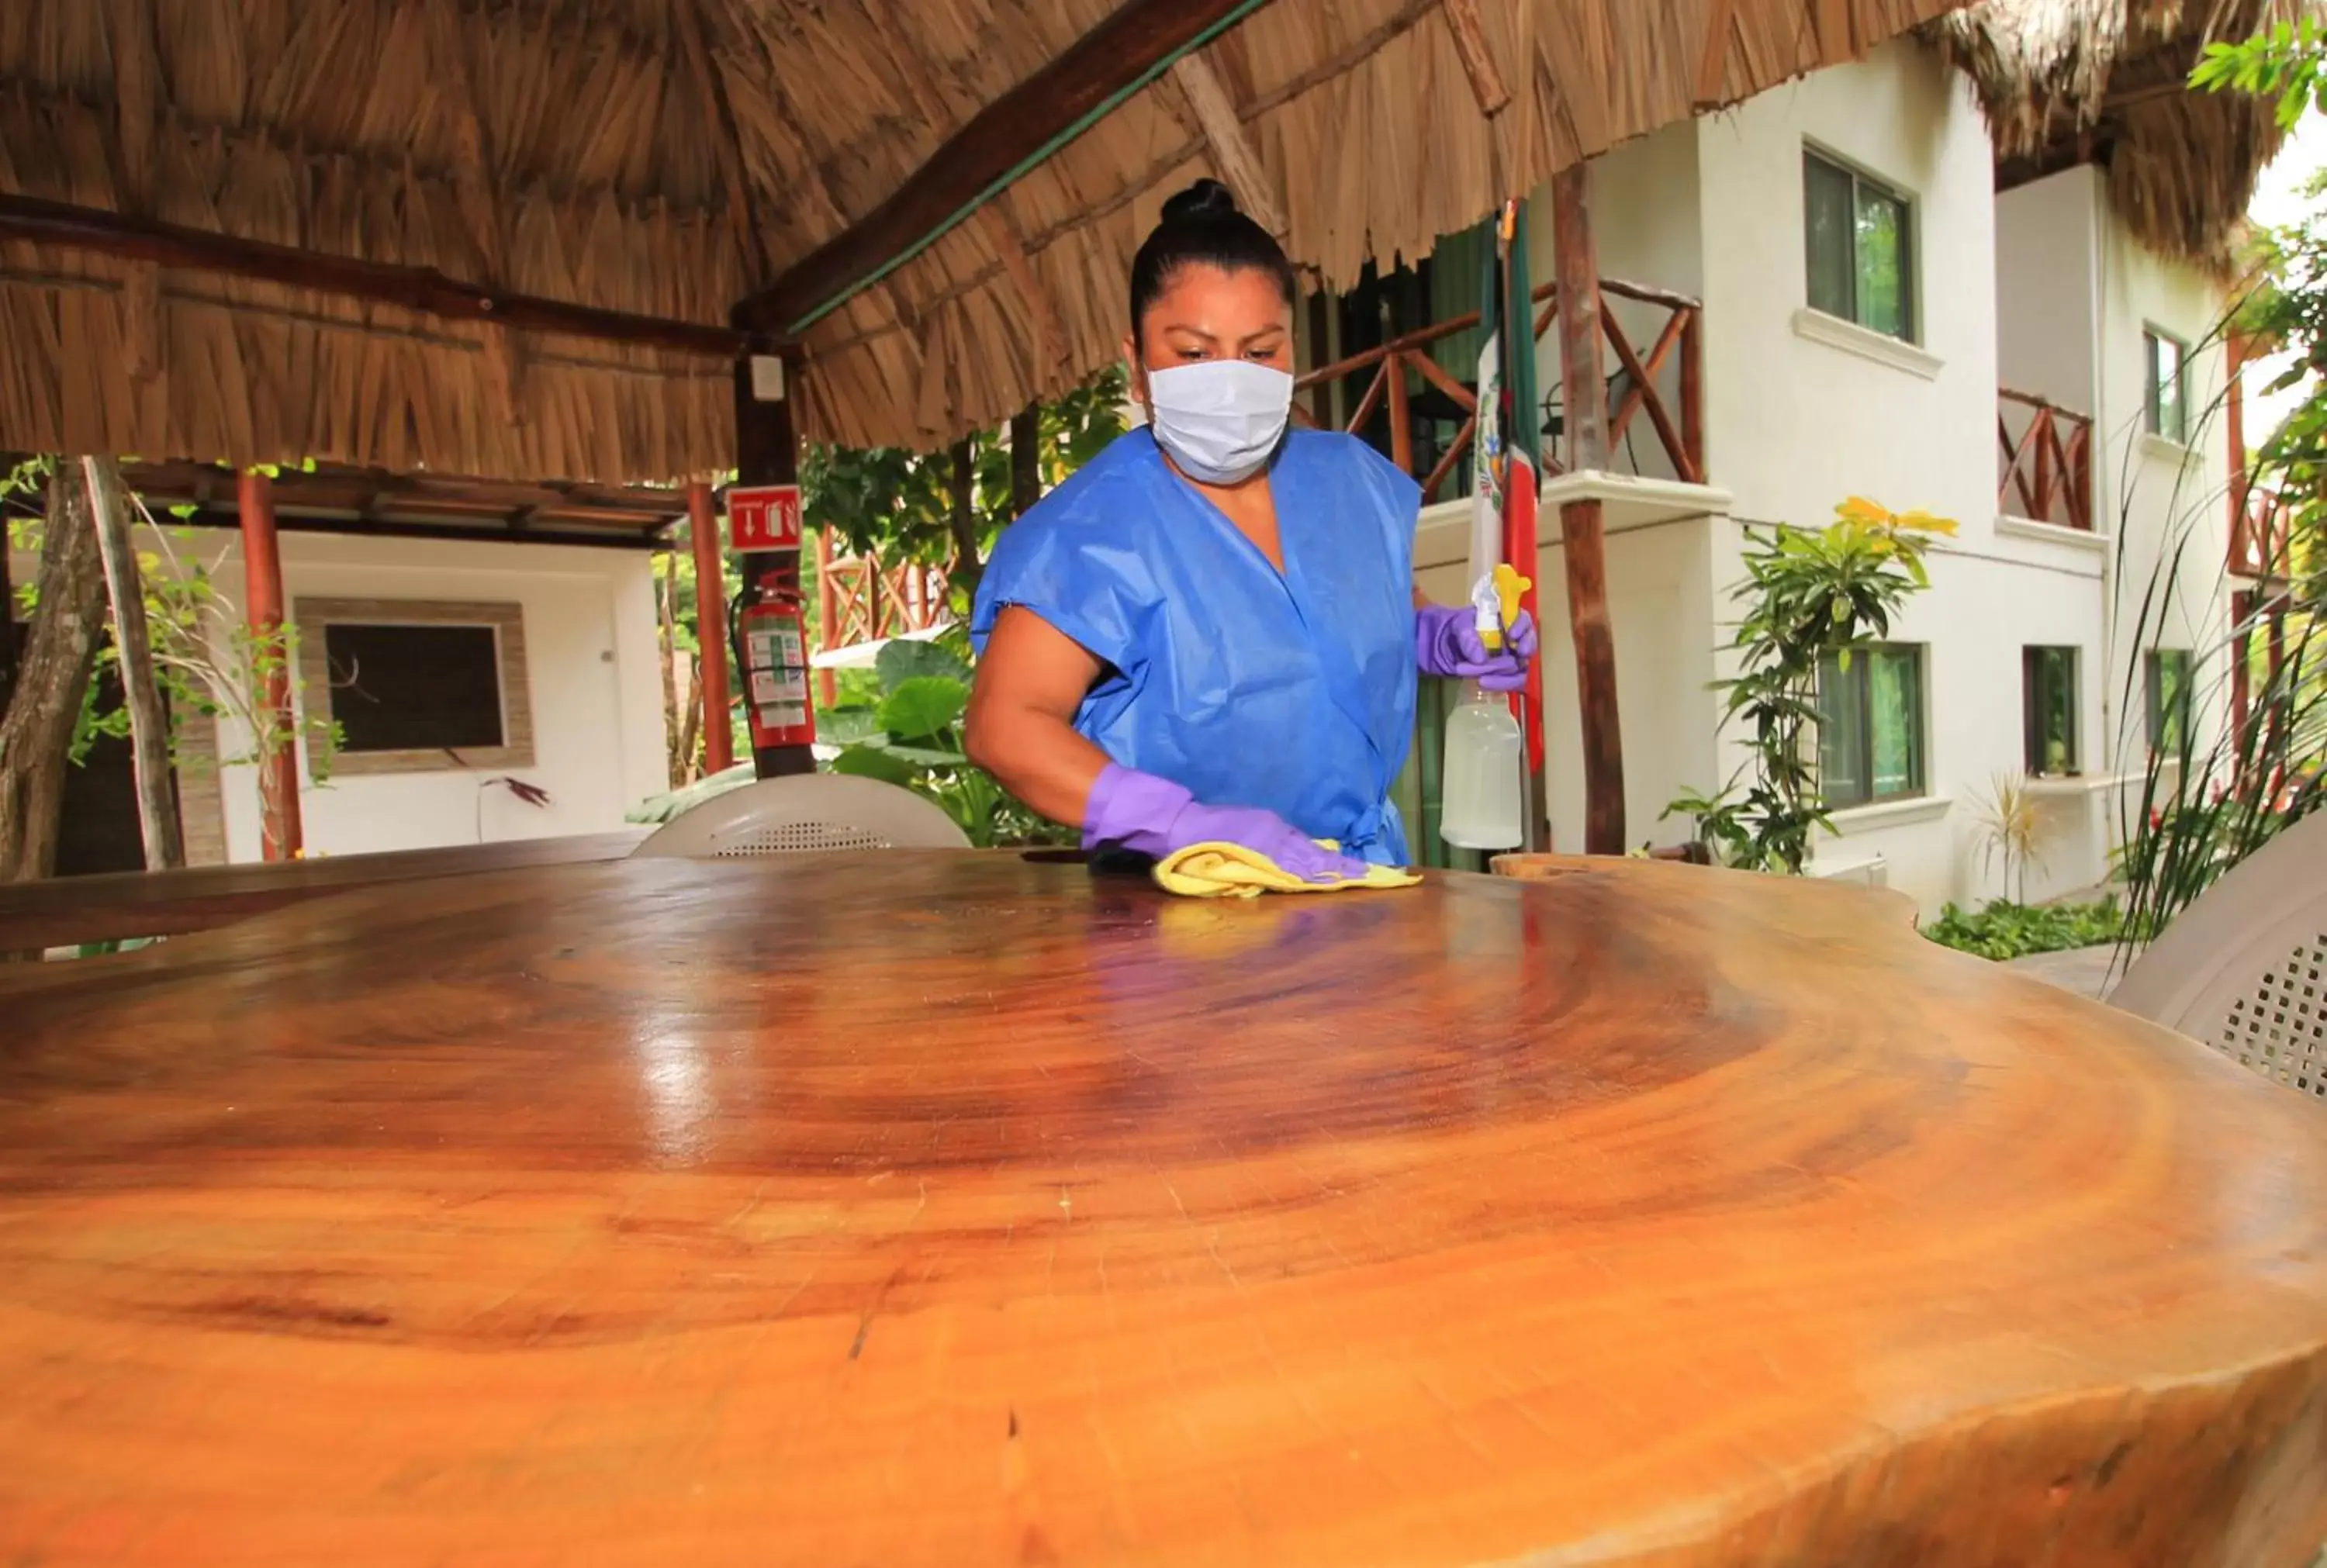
83;457;184;871
1010;405;1043;520
733;353;814;779
237;471;303;862
1385;352;1415;478
1680;306;1705;482
0;515;15;710
1552;164;1627;856
948;438;980;604
2226;332;2250;575
686;482;735;776
814;529;838;711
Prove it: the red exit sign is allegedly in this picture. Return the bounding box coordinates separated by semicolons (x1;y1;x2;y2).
728;484;802;551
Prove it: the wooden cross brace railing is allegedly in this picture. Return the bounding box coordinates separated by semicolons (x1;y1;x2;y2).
1997;388;2094;533
1291;276;1706;503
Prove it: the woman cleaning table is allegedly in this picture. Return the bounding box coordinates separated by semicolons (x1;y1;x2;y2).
967;178;1538;883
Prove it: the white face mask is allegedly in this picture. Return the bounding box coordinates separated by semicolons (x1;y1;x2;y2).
1143;359;1294;484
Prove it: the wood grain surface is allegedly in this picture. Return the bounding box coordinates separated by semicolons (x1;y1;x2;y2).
2;852;2323;1566
0;829;649;952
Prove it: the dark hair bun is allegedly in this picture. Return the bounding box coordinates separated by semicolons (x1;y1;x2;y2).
1160;178;1240;224
1129;177;1294;332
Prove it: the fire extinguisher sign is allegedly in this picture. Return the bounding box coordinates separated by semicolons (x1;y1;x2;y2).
728;484;802;552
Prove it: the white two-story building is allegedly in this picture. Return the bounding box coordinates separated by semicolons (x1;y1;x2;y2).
1344;4;2281;917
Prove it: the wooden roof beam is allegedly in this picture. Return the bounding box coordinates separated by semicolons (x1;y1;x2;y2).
736;0;1275;335
0;194;748;358
1439;0;1512;117
1167;50;1290;240
1696;0;1737;109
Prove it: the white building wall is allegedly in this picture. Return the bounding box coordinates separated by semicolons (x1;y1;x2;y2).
1996;168;2102;416
67;528;668;861
1694;41;2001;541
1693;41;2011;911
2093;201;2239;768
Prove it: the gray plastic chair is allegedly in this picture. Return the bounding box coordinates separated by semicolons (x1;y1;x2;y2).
630;773;970;859
2111;808;2327;1105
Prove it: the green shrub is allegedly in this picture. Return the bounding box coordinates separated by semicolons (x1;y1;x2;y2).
1919;899;2125;962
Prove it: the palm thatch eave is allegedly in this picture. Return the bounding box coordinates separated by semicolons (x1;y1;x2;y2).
1928;0;2317;273
2;0;1983;482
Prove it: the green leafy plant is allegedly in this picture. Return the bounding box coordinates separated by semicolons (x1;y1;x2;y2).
804;366;1126;607
2192;18;2327;130
1920;898;2127;962
826;635;1070;848
1665;497;1953;873
5;468;341;794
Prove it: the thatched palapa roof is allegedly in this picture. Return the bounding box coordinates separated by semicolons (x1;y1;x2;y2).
0;0;1977;484
1931;0;2314;269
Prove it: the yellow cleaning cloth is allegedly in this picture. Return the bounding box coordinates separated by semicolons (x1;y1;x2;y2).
1151;841;1424;899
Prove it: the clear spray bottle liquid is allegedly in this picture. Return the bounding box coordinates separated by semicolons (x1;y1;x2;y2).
1439;565;1527;851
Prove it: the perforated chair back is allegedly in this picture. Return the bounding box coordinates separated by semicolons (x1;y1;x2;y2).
2111;808;2327;1105
631;773;970;859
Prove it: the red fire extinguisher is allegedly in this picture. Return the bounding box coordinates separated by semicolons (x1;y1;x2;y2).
734;581;817;753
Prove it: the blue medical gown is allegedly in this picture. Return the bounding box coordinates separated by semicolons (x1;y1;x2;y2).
970;428;1420;865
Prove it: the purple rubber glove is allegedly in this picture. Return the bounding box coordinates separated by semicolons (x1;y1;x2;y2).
1416;604;1539;694
1082;765;1369;883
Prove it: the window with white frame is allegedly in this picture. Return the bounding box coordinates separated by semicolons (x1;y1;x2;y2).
1803;147;1916;342
296;598;534;775
2144;328;2190;444
1817;644;1927;807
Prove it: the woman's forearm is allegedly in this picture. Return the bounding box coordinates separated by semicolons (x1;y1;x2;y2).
963;700;1114;830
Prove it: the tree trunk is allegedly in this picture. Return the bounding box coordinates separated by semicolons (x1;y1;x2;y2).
658;562;682;788
0;530;16;716
676;661;704;786
84;456;185;870
948;439;981;600
0;469;107;882
1009;405;1042;521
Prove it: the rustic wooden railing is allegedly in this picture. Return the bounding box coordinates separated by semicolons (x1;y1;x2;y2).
2231;482;2296;582
1291;276;1706;502
812;530;951;703
1997;388;2094;532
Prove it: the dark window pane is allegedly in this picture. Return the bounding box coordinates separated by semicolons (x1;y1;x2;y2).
1855;185;1912;340
325;623;505;754
2144;331;2189;442
1818;650;1869;808
1869;647;1922;797
2159;335;2185;442
2147;649;2192;753
2022;646;2080;775
1804;153;1855;322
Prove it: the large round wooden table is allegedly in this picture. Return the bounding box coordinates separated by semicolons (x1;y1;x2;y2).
2;852;2324;1565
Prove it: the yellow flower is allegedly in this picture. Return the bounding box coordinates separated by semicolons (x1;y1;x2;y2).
1835;496;1892;527
1893;509;1959;536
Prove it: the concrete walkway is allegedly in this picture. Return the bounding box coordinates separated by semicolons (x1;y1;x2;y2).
2007;944;2121;1000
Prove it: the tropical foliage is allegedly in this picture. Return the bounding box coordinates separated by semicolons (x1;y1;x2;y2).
1921;898;2128;962
1666;497;1954;873
821;635;1071;848
804;368;1126;603
2099;23;2327;940
4;458;338;784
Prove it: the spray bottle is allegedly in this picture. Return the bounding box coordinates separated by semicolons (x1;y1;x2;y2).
1439;561;1529;851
